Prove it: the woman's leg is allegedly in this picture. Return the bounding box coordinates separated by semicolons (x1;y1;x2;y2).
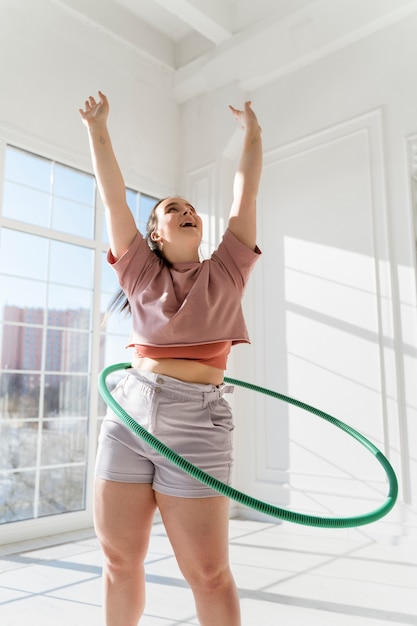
94;479;157;626
156;493;240;626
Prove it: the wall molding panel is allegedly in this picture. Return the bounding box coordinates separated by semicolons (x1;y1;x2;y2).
232;110;409;534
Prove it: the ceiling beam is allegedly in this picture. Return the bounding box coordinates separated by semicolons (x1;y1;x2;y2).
173;0;417;101
153;0;232;45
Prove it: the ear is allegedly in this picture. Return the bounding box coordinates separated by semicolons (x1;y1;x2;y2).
150;231;162;243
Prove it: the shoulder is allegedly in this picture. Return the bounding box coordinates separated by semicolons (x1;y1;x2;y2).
107;231;160;290
209;228;261;285
107;231;152;266
213;228;261;264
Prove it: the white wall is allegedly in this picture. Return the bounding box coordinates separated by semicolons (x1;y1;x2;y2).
181;16;417;541
0;0;178;196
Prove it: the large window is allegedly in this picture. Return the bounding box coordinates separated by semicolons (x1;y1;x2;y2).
0;145;156;525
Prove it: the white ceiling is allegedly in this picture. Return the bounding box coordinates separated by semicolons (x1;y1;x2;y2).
54;0;417;101
114;0;315;46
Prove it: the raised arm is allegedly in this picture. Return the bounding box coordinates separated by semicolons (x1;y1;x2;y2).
228;101;262;250
79;91;137;260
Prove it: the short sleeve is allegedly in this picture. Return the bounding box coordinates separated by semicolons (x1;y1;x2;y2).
211;228;261;289
107;231;159;295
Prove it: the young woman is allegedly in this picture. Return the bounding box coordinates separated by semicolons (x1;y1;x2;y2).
79;91;262;626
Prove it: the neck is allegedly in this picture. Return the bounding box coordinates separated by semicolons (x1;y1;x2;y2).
162;244;200;264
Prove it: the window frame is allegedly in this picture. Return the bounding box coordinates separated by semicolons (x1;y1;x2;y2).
0;131;159;543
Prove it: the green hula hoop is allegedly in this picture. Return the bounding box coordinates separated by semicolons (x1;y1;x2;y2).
98;362;398;528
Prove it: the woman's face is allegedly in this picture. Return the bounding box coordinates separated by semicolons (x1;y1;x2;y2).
152;197;203;249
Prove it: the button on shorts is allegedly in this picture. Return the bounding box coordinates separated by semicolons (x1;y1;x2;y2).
95;369;235;498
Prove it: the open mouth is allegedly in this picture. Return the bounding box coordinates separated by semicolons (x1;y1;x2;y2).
181;221;196;228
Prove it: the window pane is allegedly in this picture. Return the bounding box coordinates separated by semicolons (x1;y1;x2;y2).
102;213;109;244
0;277;46;321
4;146;51;192
102;309;131;337
45;330;90;372
2;181;50;227
139;193;156;230
0;421;38;469
101;251;119;295
100;332;131;366
38;466;85;517
0;229;48;280
41;419;88;465
0;470;35;523
51;197;94;238
47;286;92;329
126;188;137;215
1;323;43;370
49;240;93;288
43;374;89;417
0;373;41;418
100;249;132;367
53;163;95;205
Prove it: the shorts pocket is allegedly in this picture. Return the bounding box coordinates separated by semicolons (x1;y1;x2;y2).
208;398;234;431
109;373;150;426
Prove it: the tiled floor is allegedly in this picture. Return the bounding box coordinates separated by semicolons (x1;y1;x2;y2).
0;518;416;625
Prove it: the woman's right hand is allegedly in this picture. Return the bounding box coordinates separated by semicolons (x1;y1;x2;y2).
79;91;109;127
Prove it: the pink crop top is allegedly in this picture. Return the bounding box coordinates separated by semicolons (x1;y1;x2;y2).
134;341;232;370
109;228;261;369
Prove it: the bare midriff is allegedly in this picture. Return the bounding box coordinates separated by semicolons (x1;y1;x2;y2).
130;356;224;386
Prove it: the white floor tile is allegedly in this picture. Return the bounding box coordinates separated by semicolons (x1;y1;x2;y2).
0;519;416;626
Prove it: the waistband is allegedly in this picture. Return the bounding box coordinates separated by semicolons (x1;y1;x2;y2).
127;368;234;406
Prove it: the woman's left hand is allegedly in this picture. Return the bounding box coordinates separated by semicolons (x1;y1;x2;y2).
229;101;261;133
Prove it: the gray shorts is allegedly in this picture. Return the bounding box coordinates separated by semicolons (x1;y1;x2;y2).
95;369;235;498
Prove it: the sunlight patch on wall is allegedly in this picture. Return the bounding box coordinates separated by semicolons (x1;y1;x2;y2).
282;235;388;511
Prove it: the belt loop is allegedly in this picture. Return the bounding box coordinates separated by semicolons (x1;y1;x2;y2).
202;384;234;408
202;388;216;408
202;390;211;408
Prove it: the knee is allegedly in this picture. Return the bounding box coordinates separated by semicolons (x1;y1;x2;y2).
99;538;144;578
186;563;234;593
